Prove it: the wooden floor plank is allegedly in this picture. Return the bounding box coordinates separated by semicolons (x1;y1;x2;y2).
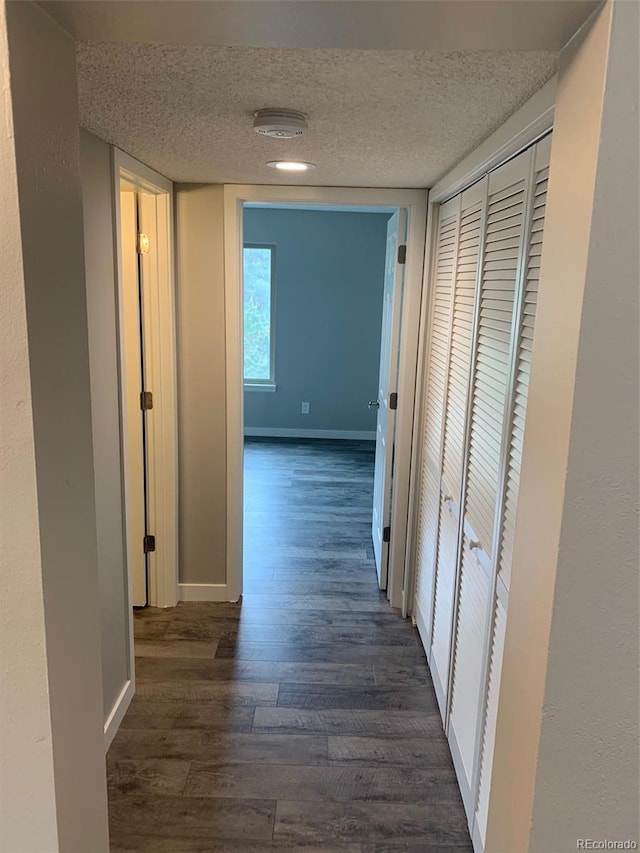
108;794;276;840
276;684;437;712
274;800;471;845
109;729;329;765
214;640;425;665
252;707;444;738
327;735;454;768
110;839;362;853
183;762;462;804
136;657;377;687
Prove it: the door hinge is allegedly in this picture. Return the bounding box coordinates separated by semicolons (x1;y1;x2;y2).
389;392;398;410
137;232;150;255
143;534;156;554
397;244;407;265
140;390;153;411
383;526;391;543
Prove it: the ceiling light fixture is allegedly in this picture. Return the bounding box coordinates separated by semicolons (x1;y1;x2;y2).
254;108;308;139
267;160;316;172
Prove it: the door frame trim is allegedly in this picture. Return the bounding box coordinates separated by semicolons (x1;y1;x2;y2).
223;186;427;606
112;149;178;615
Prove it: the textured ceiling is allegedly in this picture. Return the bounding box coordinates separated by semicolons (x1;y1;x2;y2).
77;44;558;187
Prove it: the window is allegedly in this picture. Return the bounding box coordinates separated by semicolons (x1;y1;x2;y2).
243;244;275;388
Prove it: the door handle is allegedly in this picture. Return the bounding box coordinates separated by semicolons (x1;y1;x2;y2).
368;400;380;409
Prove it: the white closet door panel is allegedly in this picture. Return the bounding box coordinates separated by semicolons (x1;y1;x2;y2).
414;197;460;640
473;137;551;848
498;160;550;592
474;596;507;846
429;181;486;709
449;536;492;789
444;148;532;834
441;191;485;507
462;161;527;560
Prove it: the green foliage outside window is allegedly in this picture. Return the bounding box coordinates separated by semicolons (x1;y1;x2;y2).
243;246;273;381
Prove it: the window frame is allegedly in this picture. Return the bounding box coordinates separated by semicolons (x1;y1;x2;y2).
242;242;277;391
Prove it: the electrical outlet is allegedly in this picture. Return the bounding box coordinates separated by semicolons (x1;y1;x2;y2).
301;401;310;414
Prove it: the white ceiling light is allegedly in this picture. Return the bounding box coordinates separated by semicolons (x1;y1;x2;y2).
254;108;308;139
267;160;316;172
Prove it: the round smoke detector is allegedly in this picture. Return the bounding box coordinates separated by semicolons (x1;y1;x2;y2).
253;108;308;139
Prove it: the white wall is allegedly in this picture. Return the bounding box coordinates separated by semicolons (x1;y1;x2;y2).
175;185;228;587
80;129;132;727
528;0;639;845
0;1;58;846
0;1;109;849
486;1;640;849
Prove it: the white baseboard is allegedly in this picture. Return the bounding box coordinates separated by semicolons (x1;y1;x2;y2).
179;583;238;602
104;678;134;750
244;427;376;441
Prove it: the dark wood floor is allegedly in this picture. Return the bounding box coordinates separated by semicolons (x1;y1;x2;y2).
108;438;471;852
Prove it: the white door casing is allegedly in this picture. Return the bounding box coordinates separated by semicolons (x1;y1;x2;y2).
371;209;407;588
223;185;427;608
113;149;178;615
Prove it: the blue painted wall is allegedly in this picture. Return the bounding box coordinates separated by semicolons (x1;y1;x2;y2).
243;207;390;433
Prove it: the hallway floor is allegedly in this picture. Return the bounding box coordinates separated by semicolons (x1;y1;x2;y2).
108;438;472;852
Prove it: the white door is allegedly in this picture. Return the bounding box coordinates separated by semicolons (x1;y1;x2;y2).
448;149;531;812
371;209;407;588
429;181;485;715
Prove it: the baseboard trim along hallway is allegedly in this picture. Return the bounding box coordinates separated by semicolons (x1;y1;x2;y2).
244;427;376;441
179;583;236;602
104;679;134;750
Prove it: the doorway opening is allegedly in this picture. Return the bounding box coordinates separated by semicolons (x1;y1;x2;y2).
242;203;400;598
112;151;178;734
223;186;428;610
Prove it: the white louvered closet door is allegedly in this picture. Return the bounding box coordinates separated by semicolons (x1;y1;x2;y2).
447;147;532;813
472;134;551;850
428;180;487;714
413;196;460;650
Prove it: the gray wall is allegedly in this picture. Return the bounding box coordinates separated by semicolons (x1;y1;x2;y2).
79;129;130;724
243;208;390;433
175;185;227;586
2;2;109;848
